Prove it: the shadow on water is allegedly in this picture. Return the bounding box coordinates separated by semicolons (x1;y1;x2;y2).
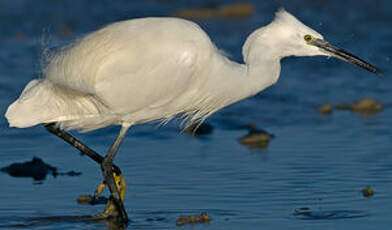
0;210;213;229
293;207;369;220
0;157;57;181
0;157;81;182
0;215;128;230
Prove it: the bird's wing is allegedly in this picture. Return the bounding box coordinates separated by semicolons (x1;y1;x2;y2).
45;17;216;123
94;36;208;117
91;18;217;119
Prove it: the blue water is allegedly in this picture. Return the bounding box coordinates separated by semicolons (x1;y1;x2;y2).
0;0;391;229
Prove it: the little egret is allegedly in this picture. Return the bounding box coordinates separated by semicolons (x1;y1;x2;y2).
5;9;381;223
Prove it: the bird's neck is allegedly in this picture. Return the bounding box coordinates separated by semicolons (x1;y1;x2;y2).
244;54;281;95
239;29;283;98
208;52;280;107
200;33;282;110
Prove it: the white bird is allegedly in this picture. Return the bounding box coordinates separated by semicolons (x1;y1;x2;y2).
4;9;380;223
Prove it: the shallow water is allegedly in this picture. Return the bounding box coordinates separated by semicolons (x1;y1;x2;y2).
0;0;391;229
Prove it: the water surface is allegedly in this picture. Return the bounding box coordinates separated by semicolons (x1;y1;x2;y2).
0;0;391;229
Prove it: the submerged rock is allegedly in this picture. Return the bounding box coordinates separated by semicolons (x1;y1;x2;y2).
238;123;274;149
176;212;210;226
183;122;213;136
172;2;254;19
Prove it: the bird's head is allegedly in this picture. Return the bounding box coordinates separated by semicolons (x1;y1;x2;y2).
243;9;381;75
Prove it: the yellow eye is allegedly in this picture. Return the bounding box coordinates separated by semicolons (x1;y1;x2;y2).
304;35;312;42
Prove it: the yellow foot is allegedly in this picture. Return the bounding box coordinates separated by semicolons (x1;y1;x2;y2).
114;170;126;202
92;170;127;220
94;171;127;202
93;197;119;220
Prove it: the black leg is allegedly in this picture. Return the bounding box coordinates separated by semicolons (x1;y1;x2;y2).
43;123;129;224
101;125;130;223
44;123;122;174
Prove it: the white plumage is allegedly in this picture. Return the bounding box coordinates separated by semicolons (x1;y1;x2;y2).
5;9;375;132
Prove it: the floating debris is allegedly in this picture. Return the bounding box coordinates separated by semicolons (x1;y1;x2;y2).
350;98;383;114
335;98;383;115
361;186;374;198
77;195;108;205
317;98;383;116
183;122;213;135
172;2;254;19
238;123;274;149
317;103;333;115
176;212;211;226
0;157;81;181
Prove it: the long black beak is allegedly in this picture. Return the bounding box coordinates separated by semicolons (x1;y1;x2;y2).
310;38;382;75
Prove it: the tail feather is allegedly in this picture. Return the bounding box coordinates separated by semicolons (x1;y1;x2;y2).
5;79;105;129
